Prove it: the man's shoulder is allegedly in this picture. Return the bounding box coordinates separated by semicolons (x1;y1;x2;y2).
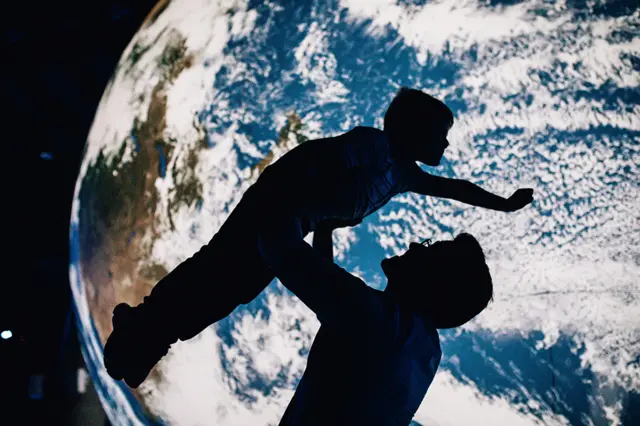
322;288;393;334
389;305;442;347
416;316;442;366
351;125;383;133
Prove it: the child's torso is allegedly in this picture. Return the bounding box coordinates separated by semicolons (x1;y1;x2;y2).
258;126;414;231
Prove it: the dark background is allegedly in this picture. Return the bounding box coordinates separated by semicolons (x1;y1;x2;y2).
2;1;638;425
2;1;158;424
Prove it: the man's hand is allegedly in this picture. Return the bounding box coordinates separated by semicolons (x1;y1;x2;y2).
313;218;361;262
317;217;363;231
504;188;534;212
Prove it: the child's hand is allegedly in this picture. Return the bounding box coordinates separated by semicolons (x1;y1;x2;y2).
504;188;534;212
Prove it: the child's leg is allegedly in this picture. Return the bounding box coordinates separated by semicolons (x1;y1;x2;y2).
167;207;311;340
143;234;275;342
104;184;295;387
256;214;315;289
124;184;276;342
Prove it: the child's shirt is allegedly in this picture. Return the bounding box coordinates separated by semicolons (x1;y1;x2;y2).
257;126;419;232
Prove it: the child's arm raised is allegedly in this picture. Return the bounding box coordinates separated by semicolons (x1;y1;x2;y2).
408;168;533;212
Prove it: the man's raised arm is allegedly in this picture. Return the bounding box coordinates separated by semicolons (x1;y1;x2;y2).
312;222;335;262
258;219;383;332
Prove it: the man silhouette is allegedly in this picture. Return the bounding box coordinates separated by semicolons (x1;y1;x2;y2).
258;218;494;425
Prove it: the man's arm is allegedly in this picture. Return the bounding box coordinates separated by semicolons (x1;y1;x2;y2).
259;222;385;333
311;217;362;261
408;167;532;212
312;223;334;261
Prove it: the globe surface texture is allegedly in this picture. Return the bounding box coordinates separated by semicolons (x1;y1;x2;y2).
69;0;640;425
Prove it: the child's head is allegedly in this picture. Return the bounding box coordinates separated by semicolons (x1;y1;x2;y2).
383;87;454;166
381;232;493;329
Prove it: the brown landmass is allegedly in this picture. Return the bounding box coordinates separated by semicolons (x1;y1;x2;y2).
80;32;196;344
77;32;201;411
249;111;309;181
77;22;311;417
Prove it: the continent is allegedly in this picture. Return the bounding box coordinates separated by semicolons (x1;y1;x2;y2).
77;31;202;410
80;24;307;348
249;110;309;181
167;130;206;231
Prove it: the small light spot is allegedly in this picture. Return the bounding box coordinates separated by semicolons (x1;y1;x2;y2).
28;375;45;400
77;368;89;394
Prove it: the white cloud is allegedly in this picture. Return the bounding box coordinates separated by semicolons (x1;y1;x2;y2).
73;0;639;424
416;370;567;426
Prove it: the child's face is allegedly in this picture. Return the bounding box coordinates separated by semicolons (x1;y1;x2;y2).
414;121;451;166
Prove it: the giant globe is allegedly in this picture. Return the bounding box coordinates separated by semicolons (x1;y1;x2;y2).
69;1;640;425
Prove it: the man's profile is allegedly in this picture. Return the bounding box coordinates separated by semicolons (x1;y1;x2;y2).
258;218;494;425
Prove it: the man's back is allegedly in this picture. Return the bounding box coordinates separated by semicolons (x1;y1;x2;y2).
278;291;442;426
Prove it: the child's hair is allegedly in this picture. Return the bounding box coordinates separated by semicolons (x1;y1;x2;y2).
411;233;493;329
383;87;454;139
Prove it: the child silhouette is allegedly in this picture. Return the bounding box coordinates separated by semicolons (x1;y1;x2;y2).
104;87;533;388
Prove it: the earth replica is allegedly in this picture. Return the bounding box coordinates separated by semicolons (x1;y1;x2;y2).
69;0;639;425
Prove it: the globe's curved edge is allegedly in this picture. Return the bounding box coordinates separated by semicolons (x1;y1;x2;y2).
69;176;152;425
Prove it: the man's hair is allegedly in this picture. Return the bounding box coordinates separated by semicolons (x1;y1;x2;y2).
383;87;454;141
408;233;493;329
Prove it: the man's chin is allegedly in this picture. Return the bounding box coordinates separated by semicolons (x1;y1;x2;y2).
380;257;395;273
381;258;389;272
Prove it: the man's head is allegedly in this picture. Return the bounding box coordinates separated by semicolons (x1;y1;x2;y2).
381;233;493;329
383;87;454;166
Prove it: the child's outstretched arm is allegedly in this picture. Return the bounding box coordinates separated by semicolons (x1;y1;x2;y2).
408;169;533;212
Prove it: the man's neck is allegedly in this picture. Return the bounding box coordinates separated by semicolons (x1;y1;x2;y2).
383;283;434;322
